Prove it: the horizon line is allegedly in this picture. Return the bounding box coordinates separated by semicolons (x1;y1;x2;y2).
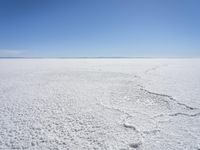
0;56;200;59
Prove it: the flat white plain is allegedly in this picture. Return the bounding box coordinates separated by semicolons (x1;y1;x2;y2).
0;59;200;150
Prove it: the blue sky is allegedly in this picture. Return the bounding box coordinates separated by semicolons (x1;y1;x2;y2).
0;0;200;57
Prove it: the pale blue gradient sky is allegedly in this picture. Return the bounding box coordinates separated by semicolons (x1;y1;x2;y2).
0;0;200;57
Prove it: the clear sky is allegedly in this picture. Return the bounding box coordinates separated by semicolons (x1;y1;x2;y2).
0;0;200;57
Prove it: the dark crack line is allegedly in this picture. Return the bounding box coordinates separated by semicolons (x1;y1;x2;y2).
123;123;138;131
140;88;199;110
153;112;200;119
169;112;200;117
123;122;160;135
176;102;196;110
143;130;160;135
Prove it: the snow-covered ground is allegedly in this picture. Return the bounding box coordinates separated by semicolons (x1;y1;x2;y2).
0;59;200;150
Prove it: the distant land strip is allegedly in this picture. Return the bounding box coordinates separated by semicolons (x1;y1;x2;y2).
0;57;199;59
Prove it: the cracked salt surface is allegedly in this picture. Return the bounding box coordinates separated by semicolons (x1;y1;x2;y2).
0;59;200;150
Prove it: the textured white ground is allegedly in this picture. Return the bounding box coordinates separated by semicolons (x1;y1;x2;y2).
0;59;200;150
